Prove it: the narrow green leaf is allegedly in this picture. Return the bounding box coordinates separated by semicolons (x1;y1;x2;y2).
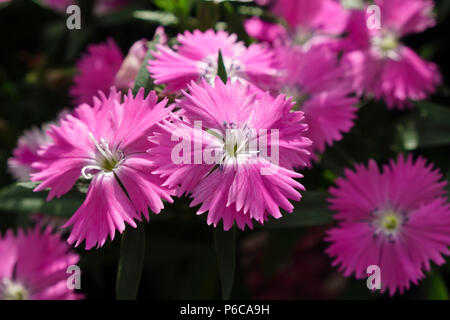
133;10;178;26
214;227;236;300
0;183;83;217
265;192;333;228
116;224;146;300
427;272;448;300
217;50;228;84
132;35;161;96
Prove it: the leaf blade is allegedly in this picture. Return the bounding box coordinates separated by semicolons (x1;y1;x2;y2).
116;224;146;300
217;50;228;84
214;227;235;300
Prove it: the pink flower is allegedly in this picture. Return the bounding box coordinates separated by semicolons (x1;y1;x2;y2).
114;39;149;89
0;226;82;300
342;0;441;108
265;0;349;50
326;154;450;295
70;39;124;105
244;17;286;45
31;89;174;249
148;29;278;92
8;125;52;182
275;45;357;154
70;38;157;105
149;78;311;230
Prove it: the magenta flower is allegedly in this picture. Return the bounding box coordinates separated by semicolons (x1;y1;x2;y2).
70;38;156;105
149;78;311;230
326;154;450;295
342;0;441;108
244;16;286;45
70;39;124;105
274;45;357;154
0;226;82;300
255;0;349;50
31;89;173;249
148;29;277;92
8;125;52;182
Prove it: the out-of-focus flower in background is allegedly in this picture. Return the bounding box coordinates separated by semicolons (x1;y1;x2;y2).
273;44;357;155
342;0;441;108
0;225;82;300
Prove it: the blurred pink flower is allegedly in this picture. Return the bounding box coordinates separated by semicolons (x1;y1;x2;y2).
149;78;311;230
342;0;441;108
326;154;450;295
70;35;168;105
0;226;82;300
114;39;148;89
148;29;278;92
274;45;357;154
31;89;173;249
244;17;286;44
70;39;124;105
257;0;349;50
8;125;52;182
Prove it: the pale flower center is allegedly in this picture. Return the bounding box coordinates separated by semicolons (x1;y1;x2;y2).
372;209;405;240
292;28;314;47
199;54;244;84
1;278;29;300
371;31;400;60
81;133;124;179
218;122;258;166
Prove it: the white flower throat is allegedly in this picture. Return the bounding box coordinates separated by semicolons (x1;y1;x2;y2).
371;31;400;60
221;123;257;165
199;54;244;85
0;278;29;300
371;208;407;242
81;133;124;179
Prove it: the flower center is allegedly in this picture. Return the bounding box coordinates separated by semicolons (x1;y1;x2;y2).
292;28;314;47
219;122;258;166
0;279;29;300
372;209;404;240
371;32;400;60
81;133;124;179
199;55;244;84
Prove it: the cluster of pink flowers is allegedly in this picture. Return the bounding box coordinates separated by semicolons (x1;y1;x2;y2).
6;0;448;298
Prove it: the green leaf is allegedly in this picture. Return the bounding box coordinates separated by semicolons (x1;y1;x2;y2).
116;224;146;300
214;227;236;300
132;35;161;96
427;272;448;300
132;10;178;26
217;50;228;84
265;191;333;228
0;183;83;217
